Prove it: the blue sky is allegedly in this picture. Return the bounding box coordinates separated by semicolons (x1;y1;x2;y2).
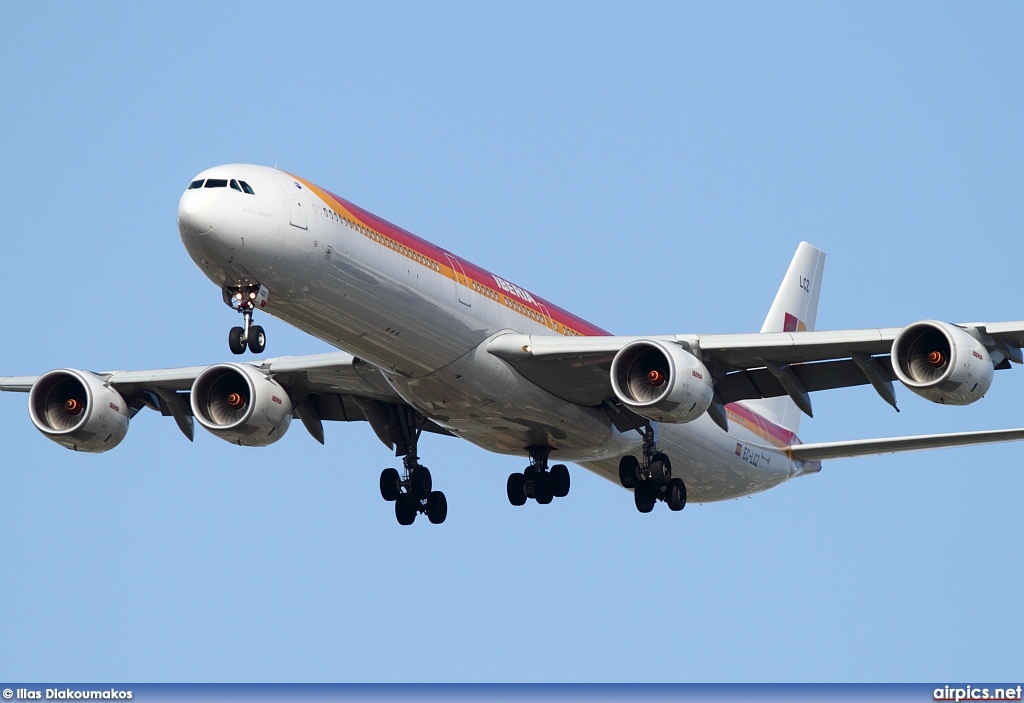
1;2;1022;682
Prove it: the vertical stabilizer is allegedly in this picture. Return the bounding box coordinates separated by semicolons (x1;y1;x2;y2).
743;242;826;433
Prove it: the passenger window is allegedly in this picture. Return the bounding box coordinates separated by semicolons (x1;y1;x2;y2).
188;179;204;189
204;179;228;188
239;181;255;195
230;179;242;192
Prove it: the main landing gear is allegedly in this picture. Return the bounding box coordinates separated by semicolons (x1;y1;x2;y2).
618;426;686;513
224;284;268;355
379;454;448;525
506;446;570;506
377;407;447;525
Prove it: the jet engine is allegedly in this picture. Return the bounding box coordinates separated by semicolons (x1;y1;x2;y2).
28;369;130;452
190;363;292;446
891;320;993;405
610;340;714;423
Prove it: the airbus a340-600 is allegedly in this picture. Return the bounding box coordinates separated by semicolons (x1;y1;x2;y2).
4;164;1023;525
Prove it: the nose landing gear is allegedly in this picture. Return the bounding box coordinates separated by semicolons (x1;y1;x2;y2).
506;446;570;506
618;425;686;513
224;285;268;355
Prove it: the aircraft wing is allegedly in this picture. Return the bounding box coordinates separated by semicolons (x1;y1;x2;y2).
0;352;450;449
486;321;1024;411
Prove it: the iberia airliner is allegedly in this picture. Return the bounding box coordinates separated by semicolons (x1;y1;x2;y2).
4;164;1024;525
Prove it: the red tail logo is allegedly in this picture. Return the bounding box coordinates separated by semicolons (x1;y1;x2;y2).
784;313;806;333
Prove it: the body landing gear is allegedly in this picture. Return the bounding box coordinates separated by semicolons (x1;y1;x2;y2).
618;426;686;513
506;446;570;506
224;284;268;355
380;456;447;525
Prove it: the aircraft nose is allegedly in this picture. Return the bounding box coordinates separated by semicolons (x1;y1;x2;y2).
177;189;217;239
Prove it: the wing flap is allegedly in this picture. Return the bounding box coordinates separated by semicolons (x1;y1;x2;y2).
715;357;895;405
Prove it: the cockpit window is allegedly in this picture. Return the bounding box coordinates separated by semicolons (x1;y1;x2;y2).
204;179;228;188
188;179;204;189
230;179;242;192
239;181;255;195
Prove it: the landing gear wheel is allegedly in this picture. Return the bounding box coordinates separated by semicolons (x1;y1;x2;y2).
649;452;672;486
228;326;246;355
507;473;527;506
549;464;570;498
534;471;553;505
634;484;656;513
379;468;401;502
247;325;266;354
618;455;639;489
667;478;687;511
426;491;448;524
395;495;417;525
410;466;432;500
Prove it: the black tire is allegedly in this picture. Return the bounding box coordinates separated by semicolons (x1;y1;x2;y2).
549;464;570;498
228;326;246;355
410;466;432;500
395;495;417;525
649;453;672;486
534;471;553;505
634;484;656;513
667;478;687;512
426;491;448;524
247;324;266;354
506;473;527;506
379;468;400;502
618;455;639;489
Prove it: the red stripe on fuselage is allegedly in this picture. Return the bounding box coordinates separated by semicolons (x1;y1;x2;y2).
725;402;799;447
291;173;608;337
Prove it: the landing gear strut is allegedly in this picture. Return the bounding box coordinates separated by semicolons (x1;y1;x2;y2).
506;446;570;506
224;284;268;355
618;425;686;513
377;409;447;525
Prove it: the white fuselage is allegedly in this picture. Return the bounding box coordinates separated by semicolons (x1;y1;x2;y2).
177;164;810;502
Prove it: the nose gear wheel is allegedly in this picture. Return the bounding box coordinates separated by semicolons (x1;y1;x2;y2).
223;284;268;355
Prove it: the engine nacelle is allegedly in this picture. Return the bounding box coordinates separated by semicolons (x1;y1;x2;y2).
891;320;993;406
610;340;713;423
28;369;130;452
190;363;292;446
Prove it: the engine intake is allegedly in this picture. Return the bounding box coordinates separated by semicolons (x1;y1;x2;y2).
190;363;291;446
610;340;713;423
891;320;993;405
28;369;129;452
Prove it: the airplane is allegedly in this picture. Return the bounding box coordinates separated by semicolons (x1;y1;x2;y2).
3;163;1024;526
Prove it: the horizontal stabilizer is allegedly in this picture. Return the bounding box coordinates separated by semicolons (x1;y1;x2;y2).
789;427;1024;462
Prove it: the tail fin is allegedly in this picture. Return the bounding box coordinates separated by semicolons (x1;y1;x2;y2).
742;242;826;433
